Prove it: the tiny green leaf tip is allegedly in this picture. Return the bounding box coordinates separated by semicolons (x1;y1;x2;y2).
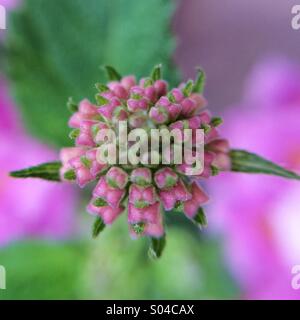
193;67;206;93
148;235;166;259
193;208;208;228
182;80;194;97
103;65;122;81
151;64;162;81
67;97;78;113
92;217;106;238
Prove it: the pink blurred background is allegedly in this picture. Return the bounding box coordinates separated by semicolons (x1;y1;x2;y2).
174;0;300;299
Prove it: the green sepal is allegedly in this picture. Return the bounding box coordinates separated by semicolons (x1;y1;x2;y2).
64;169;76;181
182;80;194;97
95;83;109;93
201;123;211;134
107;178;120;189
143;77;154;87
132;223;145;235
148;235;166;259
95;94;109;106
67;97;78;113
211;165;220;176
93;198;108;207
92;217;106;238
134;201;149;209
69;128;80;140
210;117;223;127
103;65;122;81
80;156;92;169
167;92;176;103
193;68;206;93
150;64;162;81
192;208;208;228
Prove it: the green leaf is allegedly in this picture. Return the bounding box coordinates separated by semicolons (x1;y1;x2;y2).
182;80;194;97
210;117;223;127
92;217;106;238
150;64;162;81
230;149;300;180
148;235;166;259
67;97;78;113
0;242;88;300
192;208;208;228
69;128;80;140
10;161;62;181
103;65;122;81
193;67;206;93
6;0;178;147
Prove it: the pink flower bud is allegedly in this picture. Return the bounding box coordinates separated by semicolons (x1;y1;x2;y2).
98;97;121;120
121;76;136;90
205;139;231;171
130;86;144;97
76;120;97;147
69;156;94;188
127;98;149;112
206;139;230;153
108;83;128;99
112;106;128;122
88;201;124;225
154;167;178;189
93;177;125;208
60;147;86;180
171;88;184;102
129;184;157;208
187;116;202;129
129;112;148;128
205;127;219;143
154;80;168;97
156;97;181;121
86;149;107;177
183;182;209;218
190;93;207;109
198;111;211;124
79;99;98;115
158;96;170;107
128;202;164;238
191;151;215;178
159;179;192;211
106;167;128;189
130;168;152;186
144;86;157;102
181;98;197;117
149;106;169;124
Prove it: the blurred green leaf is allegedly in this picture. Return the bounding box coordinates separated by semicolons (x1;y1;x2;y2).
0;242;88;300
6;0;178;147
81;216;240;299
230;149;300;180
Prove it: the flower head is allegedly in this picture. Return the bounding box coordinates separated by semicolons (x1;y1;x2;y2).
59;65;229;248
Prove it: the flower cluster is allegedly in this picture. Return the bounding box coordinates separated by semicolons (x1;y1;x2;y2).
60;65;230;241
